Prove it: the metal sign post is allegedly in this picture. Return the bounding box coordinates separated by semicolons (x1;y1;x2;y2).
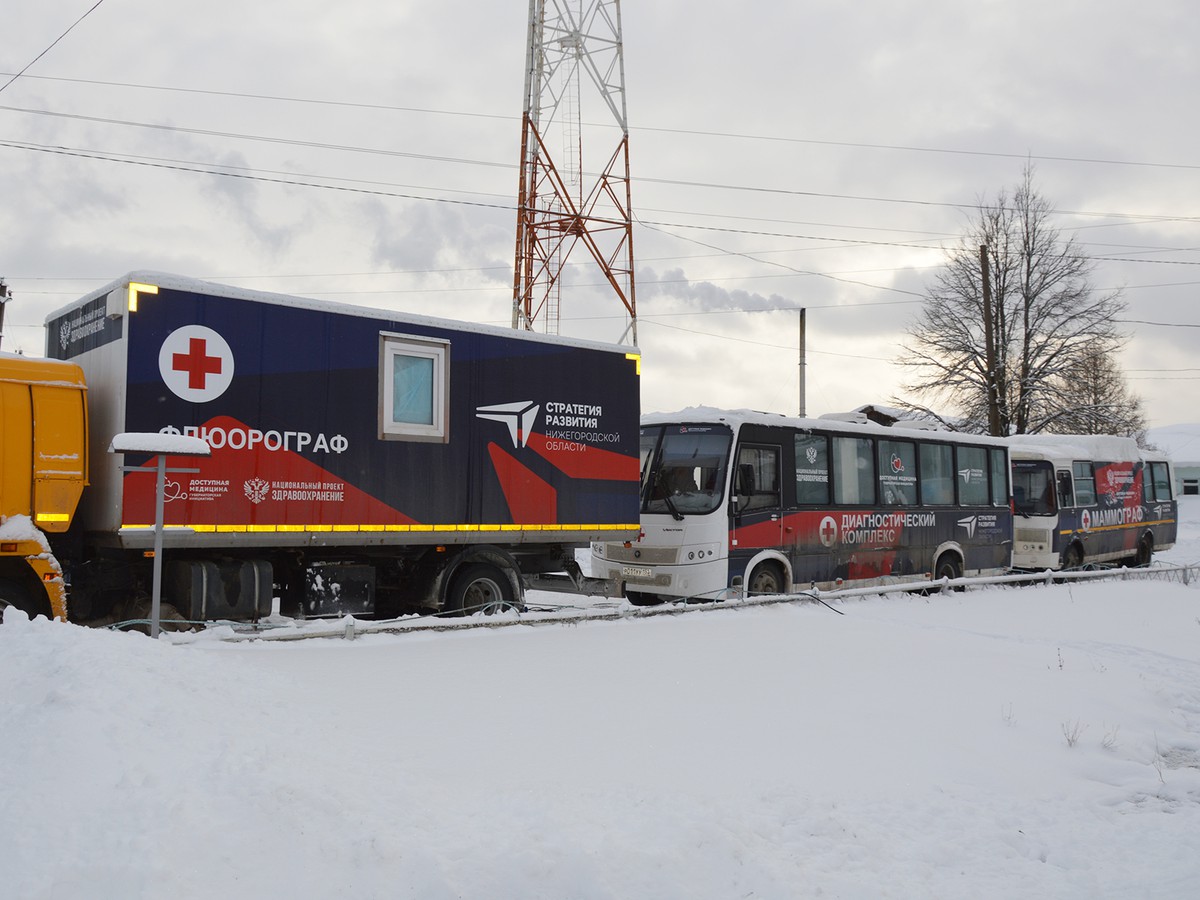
108;433;210;637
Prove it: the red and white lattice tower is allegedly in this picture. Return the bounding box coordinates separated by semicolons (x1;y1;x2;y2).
512;0;637;344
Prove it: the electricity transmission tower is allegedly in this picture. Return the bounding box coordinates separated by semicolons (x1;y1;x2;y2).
512;0;637;344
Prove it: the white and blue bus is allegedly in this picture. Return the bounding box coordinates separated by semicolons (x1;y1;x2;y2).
592;408;1012;602
1009;435;1177;570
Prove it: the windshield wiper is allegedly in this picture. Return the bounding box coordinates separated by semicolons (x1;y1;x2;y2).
651;469;685;521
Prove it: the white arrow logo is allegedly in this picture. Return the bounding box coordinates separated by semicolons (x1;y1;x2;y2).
476;401;540;448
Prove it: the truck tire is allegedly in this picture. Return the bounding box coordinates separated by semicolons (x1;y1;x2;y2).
0;577;48;621
445;564;517;615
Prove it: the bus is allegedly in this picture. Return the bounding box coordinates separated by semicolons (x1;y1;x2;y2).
1009;434;1177;570
591;408;1013;602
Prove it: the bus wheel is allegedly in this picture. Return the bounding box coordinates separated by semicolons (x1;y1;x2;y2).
446;564;517;615
1062;544;1084;570
933;553;962;587
626;589;665;606
747;562;785;596
1134;536;1153;568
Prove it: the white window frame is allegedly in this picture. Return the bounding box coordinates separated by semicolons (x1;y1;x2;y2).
379;332;450;443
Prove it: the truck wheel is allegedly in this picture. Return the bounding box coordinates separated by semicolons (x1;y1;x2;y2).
446;564;517;615
0;577;47;621
746;562;785;596
1134;535;1153;568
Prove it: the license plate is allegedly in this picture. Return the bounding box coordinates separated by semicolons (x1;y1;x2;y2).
622;565;652;579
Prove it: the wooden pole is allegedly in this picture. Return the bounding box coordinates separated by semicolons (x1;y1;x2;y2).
979;245;1001;436
798;307;807;418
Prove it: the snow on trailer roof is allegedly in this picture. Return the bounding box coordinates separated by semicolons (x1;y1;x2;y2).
642;406;1010;446
45;271;638;356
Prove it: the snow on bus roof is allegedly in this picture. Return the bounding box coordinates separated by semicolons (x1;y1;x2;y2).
1008;433;1147;463
44;271;637;356
642;407;1009;445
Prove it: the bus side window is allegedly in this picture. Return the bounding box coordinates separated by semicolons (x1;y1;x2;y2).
794;434;830;505
918;443;955;505
957;446;989;506
1149;462;1173;502
1057;470;1074;508
833;436;875;505
1072;461;1096;506
877;439;917;506
735;445;780;512
989;448;1008;507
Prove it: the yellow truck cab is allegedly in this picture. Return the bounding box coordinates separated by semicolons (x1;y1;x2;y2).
0;352;88;620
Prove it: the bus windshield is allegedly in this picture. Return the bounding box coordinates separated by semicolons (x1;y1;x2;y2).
641;424;732;516
1012;459;1056;516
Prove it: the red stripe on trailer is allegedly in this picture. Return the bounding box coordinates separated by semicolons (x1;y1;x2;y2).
487;442;558;524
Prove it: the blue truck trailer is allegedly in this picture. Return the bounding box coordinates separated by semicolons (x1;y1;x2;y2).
22;272;640;623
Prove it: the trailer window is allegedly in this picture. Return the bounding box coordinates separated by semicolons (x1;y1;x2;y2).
379;333;450;442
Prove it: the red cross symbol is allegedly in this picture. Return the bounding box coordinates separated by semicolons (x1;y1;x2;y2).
820;518;837;544
173;337;223;389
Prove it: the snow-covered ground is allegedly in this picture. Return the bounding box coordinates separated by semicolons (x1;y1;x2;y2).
3;499;1199;899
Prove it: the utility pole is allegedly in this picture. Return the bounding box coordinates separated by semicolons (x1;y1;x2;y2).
0;279;10;351
979;244;1002;436
798;307;807;417
512;0;637;344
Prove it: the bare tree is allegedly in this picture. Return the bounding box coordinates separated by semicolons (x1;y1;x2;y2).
899;167;1134;436
1050;342;1147;440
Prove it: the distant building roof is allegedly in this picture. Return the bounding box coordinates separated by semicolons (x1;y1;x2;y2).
1147;424;1200;466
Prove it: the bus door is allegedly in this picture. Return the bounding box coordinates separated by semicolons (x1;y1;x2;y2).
729;441;782;584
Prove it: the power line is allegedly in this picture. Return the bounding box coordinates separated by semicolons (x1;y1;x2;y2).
637;217;929;299
5;101;1199;227
0;103;513;172
0;3;109;96
7;139;1200;314
638;318;893;361
1116;318;1200;328
7;70;1200;173
0;140;514;212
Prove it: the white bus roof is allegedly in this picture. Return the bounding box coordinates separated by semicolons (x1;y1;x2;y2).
1008;433;1166;464
642;407;1009;447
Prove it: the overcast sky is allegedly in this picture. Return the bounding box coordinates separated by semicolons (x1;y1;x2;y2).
2;1;1197;428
